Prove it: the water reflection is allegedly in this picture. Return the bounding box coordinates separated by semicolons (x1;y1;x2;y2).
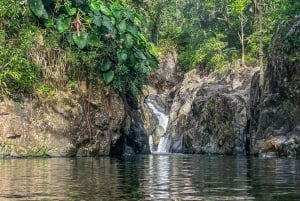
0;156;299;200
147;155;170;200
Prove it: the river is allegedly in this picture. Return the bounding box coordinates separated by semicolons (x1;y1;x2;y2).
0;155;299;200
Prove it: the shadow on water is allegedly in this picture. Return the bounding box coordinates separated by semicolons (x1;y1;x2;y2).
0;155;299;200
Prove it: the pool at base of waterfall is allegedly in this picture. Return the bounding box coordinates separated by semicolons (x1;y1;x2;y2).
0;155;300;201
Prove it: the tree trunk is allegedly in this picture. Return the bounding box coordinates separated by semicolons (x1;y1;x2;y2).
258;0;264;87
240;12;245;67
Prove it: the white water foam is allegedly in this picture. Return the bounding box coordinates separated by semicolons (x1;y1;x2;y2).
147;102;170;153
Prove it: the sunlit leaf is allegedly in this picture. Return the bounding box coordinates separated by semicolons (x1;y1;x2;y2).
100;4;112;16
45;18;54;28
90;0;101;11
138;33;147;44
149;43;159;57
66;5;76;16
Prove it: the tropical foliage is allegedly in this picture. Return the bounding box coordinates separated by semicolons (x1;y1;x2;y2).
0;0;299;97
0;0;158;97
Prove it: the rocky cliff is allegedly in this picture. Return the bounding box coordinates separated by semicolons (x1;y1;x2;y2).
144;17;300;157
143;51;256;155
167;68;256;154
0;79;150;158
248;16;300;157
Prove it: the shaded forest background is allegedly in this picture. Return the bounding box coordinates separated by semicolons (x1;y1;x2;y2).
128;0;299;71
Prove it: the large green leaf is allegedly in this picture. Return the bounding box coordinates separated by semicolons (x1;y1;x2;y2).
100;4;112;16
112;10;122;21
134;48;146;60
123;10;134;22
102;16;113;31
72;32;88;49
117;20;126;34
29;0;48;19
100;61;113;72
45;18;54;28
140;61;149;74
117;50;128;63
56;15;71;33
129;54;137;66
148;57;159;69
92;13;102;27
90;0;101;11
66;33;74;45
88;34;101;47
103;71;115;85
127;25;139;37
138;33;147;44
66;5;76;16
149;42;159;57
124;34;134;48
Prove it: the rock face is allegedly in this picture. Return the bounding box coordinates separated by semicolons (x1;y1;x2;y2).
110;93;155;156
0;51;182;158
248;16;300;157
0;80;128;158
149;51;183;93
142;51;183;153
168;68;256;154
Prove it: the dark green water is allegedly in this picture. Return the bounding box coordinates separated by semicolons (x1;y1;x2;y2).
0;155;299;201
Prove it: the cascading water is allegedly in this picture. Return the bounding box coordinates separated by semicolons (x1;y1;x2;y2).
147;102;170;153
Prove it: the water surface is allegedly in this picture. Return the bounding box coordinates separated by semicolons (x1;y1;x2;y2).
0;155;299;200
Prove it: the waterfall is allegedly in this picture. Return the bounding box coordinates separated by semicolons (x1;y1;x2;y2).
149;135;154;153
147;102;170;153
157;134;170;153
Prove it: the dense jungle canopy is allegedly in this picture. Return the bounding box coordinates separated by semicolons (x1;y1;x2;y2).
0;0;299;98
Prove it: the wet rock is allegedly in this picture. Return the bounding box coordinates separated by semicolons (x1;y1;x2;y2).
123;145;136;157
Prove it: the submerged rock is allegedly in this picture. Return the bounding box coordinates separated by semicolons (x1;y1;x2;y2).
248;16;300;157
